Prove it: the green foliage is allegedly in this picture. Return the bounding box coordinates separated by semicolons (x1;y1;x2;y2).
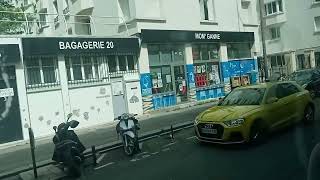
0;1;33;34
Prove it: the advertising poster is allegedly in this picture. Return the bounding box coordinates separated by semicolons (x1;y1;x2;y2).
0;66;23;144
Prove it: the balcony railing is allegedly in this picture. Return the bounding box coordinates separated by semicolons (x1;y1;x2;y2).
0;11;130;36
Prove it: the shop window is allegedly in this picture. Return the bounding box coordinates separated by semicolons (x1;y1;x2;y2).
108;56;117;73
83;57;94;79
25;57;59;89
194;62;221;88
127;55;137;70
150;66;173;94
66;56;109;84
227;43;252;59
148;45;161;66
192;43;219;61
160;44;172;64
148;44;185;65
172;45;185;62
118;56;127;71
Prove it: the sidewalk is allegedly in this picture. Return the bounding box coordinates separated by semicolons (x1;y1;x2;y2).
0;99;217;177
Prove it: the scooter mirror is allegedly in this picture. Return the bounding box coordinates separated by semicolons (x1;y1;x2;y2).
69;120;79;128
67;113;73;120
53;126;57;132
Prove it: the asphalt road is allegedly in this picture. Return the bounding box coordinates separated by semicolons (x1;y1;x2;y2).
71;99;320;180
0;102;214;175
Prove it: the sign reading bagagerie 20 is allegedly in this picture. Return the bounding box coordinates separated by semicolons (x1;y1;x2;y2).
59;41;115;50
22;37;140;56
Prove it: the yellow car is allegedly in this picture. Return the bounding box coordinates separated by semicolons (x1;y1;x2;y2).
194;81;315;144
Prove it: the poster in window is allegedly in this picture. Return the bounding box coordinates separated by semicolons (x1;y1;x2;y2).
157;73;162;80
201;65;206;73
212;65;221;84
158;78;163;88
152;79;158;88
166;75;172;83
112;81;124;95
196;66;202;74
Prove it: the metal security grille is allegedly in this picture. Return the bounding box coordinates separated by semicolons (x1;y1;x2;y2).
24;56;60;90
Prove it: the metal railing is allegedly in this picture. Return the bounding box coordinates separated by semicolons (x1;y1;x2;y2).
0;10;130;36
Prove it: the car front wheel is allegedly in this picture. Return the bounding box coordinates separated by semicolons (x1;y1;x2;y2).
303;105;314;124
249;121;266;145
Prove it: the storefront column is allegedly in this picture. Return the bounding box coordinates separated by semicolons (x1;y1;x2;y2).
138;44;153;113
15;62;30;140
310;50;316;68
290;51;297;73
185;43;196;102
57;55;71;117
219;43;231;94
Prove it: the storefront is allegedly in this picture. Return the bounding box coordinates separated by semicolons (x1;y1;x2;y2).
139;29;257;111
0;43;24;144
18;37;142;139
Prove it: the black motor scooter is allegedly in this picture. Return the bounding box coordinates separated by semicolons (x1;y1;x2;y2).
52;113;85;177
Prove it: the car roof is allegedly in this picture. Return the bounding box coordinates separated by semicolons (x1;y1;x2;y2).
237;81;297;90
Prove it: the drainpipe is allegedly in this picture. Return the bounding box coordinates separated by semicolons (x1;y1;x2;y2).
258;0;268;81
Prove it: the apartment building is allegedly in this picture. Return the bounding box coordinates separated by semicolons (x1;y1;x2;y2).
262;0;320;76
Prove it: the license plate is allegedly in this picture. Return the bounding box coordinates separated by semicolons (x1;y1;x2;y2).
201;128;217;134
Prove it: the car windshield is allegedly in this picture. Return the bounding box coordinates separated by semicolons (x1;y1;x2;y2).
289;71;313;85
220;88;266;106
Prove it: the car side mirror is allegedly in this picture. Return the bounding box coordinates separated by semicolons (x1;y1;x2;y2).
53;126;57;132
69;120;79;128
267;97;279;104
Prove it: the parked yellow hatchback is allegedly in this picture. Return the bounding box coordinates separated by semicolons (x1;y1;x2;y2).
194;81;315;144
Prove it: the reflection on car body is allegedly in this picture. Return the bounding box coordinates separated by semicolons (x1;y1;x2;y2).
194;81;315;144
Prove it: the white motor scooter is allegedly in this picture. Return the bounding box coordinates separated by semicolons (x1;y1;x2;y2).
115;113;140;156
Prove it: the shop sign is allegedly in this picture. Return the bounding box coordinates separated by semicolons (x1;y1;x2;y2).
22;37;140;56
141;29;254;43
0;88;14;98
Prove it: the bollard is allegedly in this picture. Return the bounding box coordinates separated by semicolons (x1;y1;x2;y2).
28;128;38;178
170;125;174;141
92;146;97;166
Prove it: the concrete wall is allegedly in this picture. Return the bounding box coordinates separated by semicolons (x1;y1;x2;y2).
265;0;320;54
68;85;114;129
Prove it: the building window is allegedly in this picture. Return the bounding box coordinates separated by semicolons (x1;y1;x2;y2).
269;55;287;75
39;9;47;27
315;52;320;68
315;16;320;32
25;57;59;89
227;43;252;59
199;0;214;21
264;0;283;16
270;27;281;39
296;54;306;70
118;0;131;21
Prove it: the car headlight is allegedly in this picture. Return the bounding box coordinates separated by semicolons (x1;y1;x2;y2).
223;118;245;128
